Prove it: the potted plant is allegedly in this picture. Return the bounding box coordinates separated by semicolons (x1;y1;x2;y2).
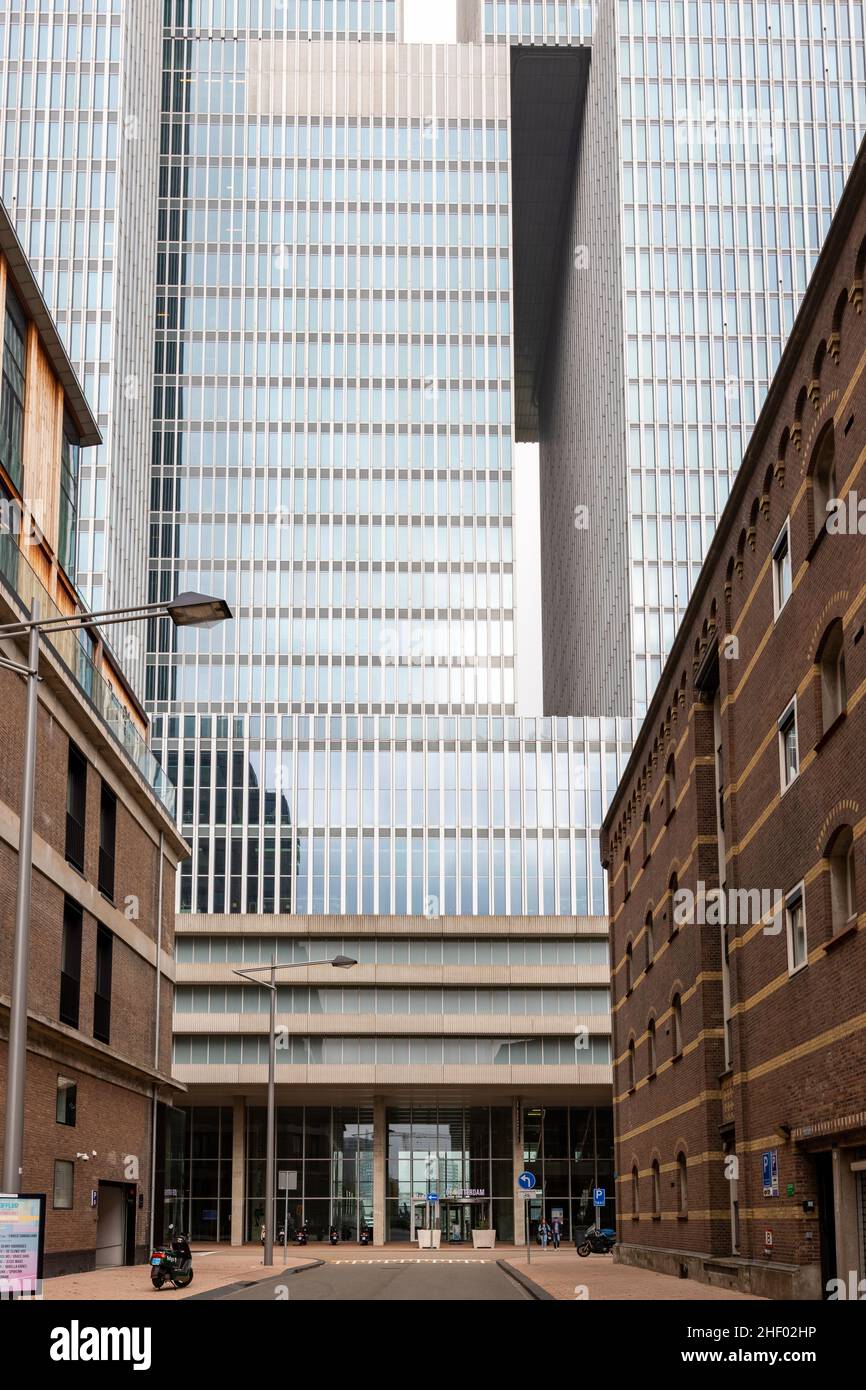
471;1213;496;1250
417;1227;441;1249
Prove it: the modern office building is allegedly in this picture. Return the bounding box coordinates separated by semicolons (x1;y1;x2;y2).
0;201;185;1276
0;0;163;689
458;0;866;717
602;139;866;1299
5;1;866;1249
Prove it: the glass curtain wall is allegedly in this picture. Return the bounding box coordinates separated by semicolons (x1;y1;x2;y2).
246;1105;374;1241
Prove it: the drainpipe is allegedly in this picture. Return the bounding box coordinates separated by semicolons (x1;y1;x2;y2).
148;832;166;1252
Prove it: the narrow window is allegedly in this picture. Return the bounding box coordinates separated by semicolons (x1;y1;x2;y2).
772;521;792;616
672;993;683;1057
785;887;808;974
56;1077;77;1127
98;783;117;901
93;926;113;1044
827;827;856;934
65;743;87;872
0;287;27;491
664;754;676;820
60;898;83;1029
651;1159;661;1218
642;807;651;863
623;846;631;900
812;428;837;531
818;621;847;732
631;1165;640;1219
778;702;799;790
58;419;81;578
625;941;634;994
647;1018;657;1075
645;911;655;969
627;1039;636;1091
677;1152;688;1215
53;1159;74;1210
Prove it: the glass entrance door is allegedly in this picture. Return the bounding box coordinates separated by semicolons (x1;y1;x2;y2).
442;1203;472;1243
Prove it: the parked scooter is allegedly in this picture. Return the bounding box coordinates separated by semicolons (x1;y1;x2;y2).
576;1226;617;1257
150;1226;194;1290
297;1225;309;1246
359;1228;370;1246
329;1227;339;1246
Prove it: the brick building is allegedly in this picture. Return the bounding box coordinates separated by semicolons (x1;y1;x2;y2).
601;142;866;1300
0;201;187;1276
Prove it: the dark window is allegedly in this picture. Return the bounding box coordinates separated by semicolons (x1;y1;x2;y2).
56;1076;77;1126
93;926;113;1044
66;743;87;872
0;288;26;492
58;421;81;578
60;898;83;1028
53;1159;74;1210
98;783;117;901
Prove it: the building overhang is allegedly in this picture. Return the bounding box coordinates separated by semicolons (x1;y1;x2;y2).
0;199;101;447
510;44;591;442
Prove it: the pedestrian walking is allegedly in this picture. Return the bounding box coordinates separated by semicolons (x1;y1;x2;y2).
538;1219;551;1250
551;1217;561;1250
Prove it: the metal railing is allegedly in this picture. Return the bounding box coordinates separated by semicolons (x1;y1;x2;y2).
0;526;176;818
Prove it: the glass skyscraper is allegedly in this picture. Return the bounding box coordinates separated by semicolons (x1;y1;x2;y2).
2;0;864;1244
0;0;162;689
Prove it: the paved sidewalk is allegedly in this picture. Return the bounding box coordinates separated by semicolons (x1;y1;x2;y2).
44;1248;317;1302
501;1252;763;1302
43;1244;765;1302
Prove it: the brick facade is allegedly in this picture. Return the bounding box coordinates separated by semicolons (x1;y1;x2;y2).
601;143;866;1300
0;215;187;1278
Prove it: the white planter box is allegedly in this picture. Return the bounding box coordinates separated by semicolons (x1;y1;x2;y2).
417;1229;441;1249
472;1230;497;1250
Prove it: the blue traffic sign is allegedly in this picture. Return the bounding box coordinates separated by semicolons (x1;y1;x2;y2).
518;1172;537;1191
592;1188;606;1207
426;1193;439;1203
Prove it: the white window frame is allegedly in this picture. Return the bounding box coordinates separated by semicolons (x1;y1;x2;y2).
772;520;792;618
778;698;799;793
785;884;808;976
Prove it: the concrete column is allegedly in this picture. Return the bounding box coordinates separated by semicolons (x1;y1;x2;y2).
512;1096;523;1248
373;1096;387;1247
231;1096;246;1247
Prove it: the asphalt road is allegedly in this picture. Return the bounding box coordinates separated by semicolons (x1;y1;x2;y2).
224;1260;532;1302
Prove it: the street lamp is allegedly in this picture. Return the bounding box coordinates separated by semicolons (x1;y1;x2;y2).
232;955;358;1266
0;592;232;1194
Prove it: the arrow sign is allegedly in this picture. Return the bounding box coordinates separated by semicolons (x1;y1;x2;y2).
517;1172;537;1192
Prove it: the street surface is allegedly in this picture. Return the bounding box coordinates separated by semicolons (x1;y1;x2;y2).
225;1259;531;1301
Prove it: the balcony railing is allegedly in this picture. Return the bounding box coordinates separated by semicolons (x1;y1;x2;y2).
0;525;176;818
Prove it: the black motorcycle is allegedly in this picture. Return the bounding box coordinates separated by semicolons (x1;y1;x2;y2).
329;1227;339;1246
576;1225;616;1257
359;1229;370;1246
151;1226;194;1290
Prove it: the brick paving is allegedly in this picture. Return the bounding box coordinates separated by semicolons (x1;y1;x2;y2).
502;1251;763;1301
42;1242;765;1301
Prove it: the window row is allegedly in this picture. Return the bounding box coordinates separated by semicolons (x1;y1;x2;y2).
176;935;610;967
172;1034;613;1066
177;827;607;916
174;985;611;1017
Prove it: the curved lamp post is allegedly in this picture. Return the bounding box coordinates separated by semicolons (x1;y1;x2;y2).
0;593;232;1193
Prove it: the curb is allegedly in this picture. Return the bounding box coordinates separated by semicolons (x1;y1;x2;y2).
184;1259;325;1301
497;1259;556;1301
